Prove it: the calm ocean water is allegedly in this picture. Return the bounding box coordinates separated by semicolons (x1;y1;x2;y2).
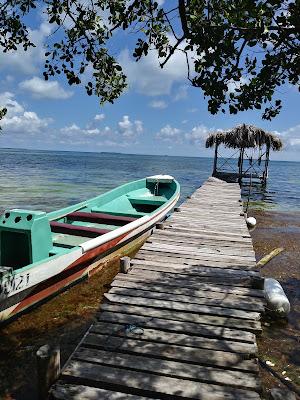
0;148;299;212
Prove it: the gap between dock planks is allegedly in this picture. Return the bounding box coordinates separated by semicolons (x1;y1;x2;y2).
51;178;264;400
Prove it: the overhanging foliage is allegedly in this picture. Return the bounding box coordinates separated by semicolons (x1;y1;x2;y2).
0;0;299;119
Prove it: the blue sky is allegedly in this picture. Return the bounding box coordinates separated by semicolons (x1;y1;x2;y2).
0;8;300;161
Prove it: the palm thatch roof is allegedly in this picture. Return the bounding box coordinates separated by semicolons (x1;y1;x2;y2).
205;124;283;151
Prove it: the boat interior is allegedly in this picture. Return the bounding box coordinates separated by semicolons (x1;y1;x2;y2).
0;177;177;271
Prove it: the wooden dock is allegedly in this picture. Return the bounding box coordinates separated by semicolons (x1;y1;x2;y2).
51;178;265;400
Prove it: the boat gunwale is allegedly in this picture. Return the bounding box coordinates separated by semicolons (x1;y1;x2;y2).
1;178;180;275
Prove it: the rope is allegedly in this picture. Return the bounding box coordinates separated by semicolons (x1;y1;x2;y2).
154;179;160;196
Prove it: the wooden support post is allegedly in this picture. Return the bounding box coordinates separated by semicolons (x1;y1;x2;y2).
156;222;165;230
212;141;219;176
251;276;265;290
36;344;60;400
263;144;270;185
238;147;244;184
120;256;131;273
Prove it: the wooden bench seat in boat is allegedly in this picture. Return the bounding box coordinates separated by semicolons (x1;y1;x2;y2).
90;207;146;218
50;221;110;238
126;195;167;206
67;211;137;226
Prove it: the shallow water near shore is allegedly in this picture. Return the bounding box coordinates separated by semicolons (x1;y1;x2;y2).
0;148;299;398
250;210;300;393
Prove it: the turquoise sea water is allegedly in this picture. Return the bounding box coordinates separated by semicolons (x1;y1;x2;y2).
0;148;299;212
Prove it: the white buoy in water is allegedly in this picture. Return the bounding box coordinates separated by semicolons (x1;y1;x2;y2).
264;278;290;318
246;216;257;228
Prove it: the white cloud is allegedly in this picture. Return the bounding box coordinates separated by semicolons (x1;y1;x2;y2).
59;115;143;147
1;92;24;114
278;124;300;150
1;92;51;135
157;123;212;146
3;112;49;134
94;113;105;121
19;77;73;100
60;124;81;135
156;125;182;143
0;20;52;75
185;125;210;146
149;100;168;109
174;85;188;101
227;77;249;94
2;75;15;84
61;123;106;138
118;115;143;138
118;45;188;96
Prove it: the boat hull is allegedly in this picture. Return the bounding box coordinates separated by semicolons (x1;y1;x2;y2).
0;190;179;322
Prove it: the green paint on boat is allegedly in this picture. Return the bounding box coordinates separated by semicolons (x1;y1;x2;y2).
0;210;52;267
0;177;180;274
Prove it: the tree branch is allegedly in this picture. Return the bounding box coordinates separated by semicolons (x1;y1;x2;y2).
235;39;247;69
163;10;179;40
160;36;185;68
178;0;189;37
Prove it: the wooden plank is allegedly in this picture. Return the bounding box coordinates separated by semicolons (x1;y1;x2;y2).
135;252;256;270
174;212;245;221
163;225;251;238
151;234;253;247
98;310;256;342
73;347;260;390
104;293;260;321
153;238;252;250
142;241;255;257
136;251;256;269
139;246;256;266
169;217;248;228
61;360;261;400
81;335;258;372
51;383;152;400
151;231;253;246
126;268;255;289
130;265;256;286
147;238;255;257
166;221;250;234
108;286;265;313
100;302;262;333
89;321;258;355
130;259;259;277
114;274;265;298
110;279;265;311
182;203;242;210
154;230;253;246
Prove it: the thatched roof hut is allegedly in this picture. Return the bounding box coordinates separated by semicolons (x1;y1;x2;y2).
205;124;283;151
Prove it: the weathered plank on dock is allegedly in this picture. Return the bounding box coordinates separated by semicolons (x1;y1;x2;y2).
61;360;261;400
89;321;258;355
51;178;264;400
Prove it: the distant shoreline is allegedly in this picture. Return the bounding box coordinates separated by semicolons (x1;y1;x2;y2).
0;146;298;162
0;146;215;159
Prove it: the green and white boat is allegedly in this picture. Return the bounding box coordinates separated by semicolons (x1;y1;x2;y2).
0;175;180;322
